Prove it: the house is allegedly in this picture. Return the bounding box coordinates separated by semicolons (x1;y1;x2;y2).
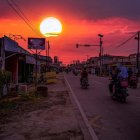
0;36;52;84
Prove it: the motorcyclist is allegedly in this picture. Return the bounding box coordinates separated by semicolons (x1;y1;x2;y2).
80;68;88;85
116;64;129;93
117;64;128;80
109;64;128;93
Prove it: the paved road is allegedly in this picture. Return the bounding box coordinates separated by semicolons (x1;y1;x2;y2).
64;72;140;140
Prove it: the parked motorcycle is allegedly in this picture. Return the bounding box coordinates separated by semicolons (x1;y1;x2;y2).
109;78;129;102
128;74;137;89
81;78;88;89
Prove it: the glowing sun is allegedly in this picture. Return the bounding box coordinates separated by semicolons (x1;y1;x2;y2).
40;17;62;37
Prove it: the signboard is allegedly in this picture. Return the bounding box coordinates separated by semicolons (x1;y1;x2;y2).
28;38;45;50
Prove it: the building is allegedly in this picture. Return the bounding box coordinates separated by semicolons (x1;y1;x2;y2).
0;36;53;84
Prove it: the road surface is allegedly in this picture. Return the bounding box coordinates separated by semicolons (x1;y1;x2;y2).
64;72;140;140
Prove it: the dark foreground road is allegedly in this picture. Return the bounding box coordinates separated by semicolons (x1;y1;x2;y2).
64;73;140;140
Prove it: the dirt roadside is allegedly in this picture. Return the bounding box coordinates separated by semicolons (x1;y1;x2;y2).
0;74;84;140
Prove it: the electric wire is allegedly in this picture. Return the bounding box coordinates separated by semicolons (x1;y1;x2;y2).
114;32;137;48
6;0;41;36
10;0;30;22
106;32;138;54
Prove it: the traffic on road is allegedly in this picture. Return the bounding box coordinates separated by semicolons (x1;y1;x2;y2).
64;71;140;140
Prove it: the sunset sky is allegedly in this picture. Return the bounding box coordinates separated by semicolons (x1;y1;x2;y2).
0;0;140;64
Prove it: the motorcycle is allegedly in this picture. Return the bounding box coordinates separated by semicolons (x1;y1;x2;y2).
109;78;129;102
128;74;137;89
81;78;88;89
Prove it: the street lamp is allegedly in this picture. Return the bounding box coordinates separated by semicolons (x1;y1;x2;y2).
76;34;104;75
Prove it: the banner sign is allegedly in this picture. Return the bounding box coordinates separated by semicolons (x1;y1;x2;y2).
28;38;45;50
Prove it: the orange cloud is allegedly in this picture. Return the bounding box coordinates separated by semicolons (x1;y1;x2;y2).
0;15;140;64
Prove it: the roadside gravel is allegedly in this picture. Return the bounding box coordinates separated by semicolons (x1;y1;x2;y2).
0;74;84;140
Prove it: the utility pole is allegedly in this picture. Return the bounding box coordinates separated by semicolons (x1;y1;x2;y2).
46;42;48;69
48;41;50;57
98;34;103;75
46;41;50;71
76;34;104;75
135;31;140;74
35;49;38;87
102;47;104;67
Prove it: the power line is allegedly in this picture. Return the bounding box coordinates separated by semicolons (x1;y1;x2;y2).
106;32;137;53
10;0;30;22
114;32;137;48
6;0;41;36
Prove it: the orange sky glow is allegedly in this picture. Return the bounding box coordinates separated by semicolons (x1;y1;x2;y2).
0;1;140;64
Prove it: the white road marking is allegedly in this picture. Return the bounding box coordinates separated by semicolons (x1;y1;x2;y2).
64;75;99;140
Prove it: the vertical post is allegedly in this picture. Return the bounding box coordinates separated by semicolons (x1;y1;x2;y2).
102;47;104;68
46;41;48;71
48;41;50;71
1;37;5;71
48;41;50;57
16;57;19;85
137;31;139;72
100;39;102;71
98;34;103;75
135;31;140;75
35;49;38;87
